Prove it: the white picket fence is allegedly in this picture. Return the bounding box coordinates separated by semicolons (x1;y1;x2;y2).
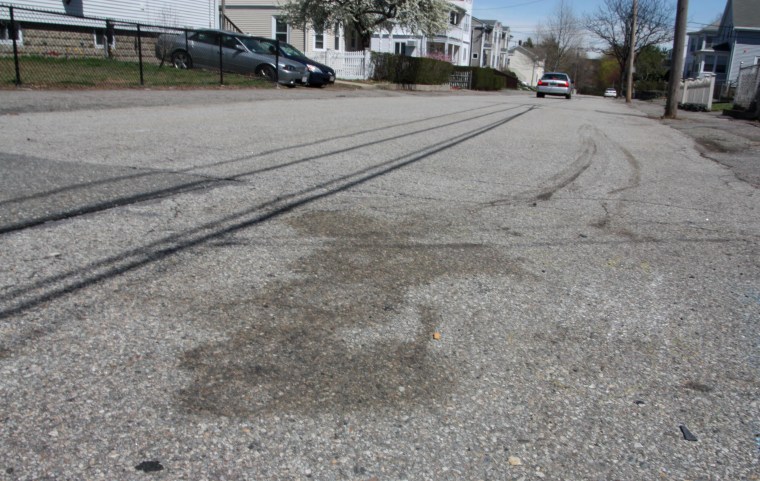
678;74;716;110
304;50;373;80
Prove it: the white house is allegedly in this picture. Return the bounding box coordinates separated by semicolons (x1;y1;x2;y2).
684;22;726;81
0;0;219;29
370;0;474;67
222;0;474;77
469;18;510;70
507;45;544;86
0;0;219;65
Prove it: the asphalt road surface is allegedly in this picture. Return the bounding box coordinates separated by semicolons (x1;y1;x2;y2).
1;89;758;481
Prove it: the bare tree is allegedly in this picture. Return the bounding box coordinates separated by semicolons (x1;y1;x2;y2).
536;0;583;72
282;0;450;49
155;7;180;68
586;0;674;86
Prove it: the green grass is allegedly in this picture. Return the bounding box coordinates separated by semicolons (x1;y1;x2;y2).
0;55;273;89
711;102;733;112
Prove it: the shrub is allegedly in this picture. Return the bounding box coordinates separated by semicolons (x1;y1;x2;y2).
453;66;506;91
370;53;453;85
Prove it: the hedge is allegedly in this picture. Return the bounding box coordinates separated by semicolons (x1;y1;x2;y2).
371;53;454;85
454;66;508;91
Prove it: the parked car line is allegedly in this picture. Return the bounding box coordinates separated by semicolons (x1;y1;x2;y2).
155;29;308;87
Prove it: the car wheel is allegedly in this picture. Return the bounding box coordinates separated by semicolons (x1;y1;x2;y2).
537;92;545;98
171;50;192;69
257;64;276;81
566;93;572;99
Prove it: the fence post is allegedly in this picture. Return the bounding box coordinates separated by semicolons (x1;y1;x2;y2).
681;80;688;105
275;39;280;86
10;6;21;85
137;24;144;86
218;33;224;85
706;75;714;111
363;49;371;80
106;20;115;58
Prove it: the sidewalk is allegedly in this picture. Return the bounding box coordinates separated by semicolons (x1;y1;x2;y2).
630;98;760;188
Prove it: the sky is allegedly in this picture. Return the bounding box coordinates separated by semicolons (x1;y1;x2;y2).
471;0;725;46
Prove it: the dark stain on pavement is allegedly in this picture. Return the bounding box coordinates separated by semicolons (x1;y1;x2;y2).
176;211;527;416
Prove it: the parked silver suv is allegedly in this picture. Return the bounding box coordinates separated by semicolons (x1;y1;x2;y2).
155;29;307;86
536;72;573;99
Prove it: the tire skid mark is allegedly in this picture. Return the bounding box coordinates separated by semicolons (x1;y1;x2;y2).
0;102;518;236
532;135;597;201
605;141;642;195
587;128;648;240
485;124;598;207
0;106;535;323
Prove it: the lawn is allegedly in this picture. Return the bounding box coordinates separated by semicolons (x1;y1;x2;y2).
0;55;273;89
711;102;733;112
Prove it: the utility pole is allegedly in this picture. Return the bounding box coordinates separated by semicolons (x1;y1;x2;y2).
664;0;689;118
625;0;637;103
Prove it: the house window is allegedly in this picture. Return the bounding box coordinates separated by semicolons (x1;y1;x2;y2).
715;56;727;74
94;29;115;49
0;22;22;44
450;11;459;26
395;42;407;56
274;17;288;42
314;29;324;50
472;52;478;59
703;54;714;72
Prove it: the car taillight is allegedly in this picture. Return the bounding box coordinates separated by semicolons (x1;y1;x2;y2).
558;81;568;87
537;80;544;86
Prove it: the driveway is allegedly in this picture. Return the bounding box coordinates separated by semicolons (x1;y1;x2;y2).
0;89;758;480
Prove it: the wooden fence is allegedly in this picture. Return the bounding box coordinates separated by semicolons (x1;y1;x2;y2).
678;75;716;110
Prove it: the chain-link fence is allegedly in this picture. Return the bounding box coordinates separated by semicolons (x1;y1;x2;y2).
733;64;760;112
0;4;280;88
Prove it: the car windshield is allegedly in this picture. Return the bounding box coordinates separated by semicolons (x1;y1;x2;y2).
239;37;275;55
542;74;569;81
279;42;305;57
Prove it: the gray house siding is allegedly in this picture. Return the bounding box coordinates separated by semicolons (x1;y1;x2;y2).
714;0;760;86
729;31;760;80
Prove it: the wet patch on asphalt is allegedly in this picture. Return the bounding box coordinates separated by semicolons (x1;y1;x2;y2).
176;210;528;417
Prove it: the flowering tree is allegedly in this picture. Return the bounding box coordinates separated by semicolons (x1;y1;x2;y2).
282;0;450;49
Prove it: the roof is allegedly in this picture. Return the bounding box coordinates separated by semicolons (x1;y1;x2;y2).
471;17;499;31
726;0;760;30
508;45;541;61
687;21;720;36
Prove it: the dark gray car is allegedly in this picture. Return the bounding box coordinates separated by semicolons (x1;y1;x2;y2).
155;29;307;86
